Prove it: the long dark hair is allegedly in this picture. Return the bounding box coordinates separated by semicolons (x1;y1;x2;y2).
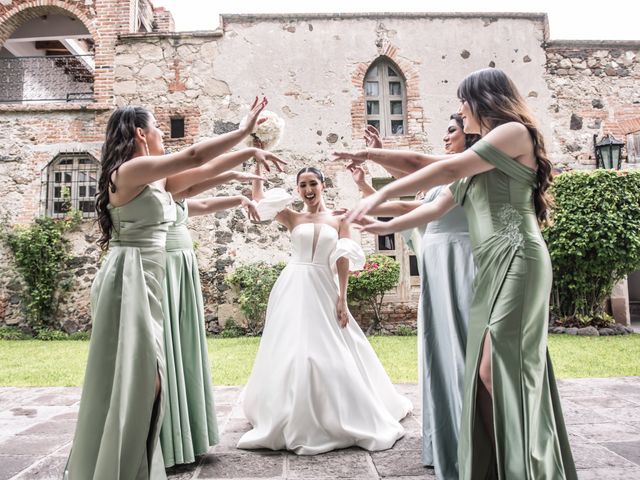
450;113;480;150
296;166;325;184
457;68;553;224
96;106;153;250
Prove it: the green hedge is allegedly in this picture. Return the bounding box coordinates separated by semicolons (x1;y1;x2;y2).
544;170;640;322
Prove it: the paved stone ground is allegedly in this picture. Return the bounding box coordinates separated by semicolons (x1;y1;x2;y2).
1;378;640;479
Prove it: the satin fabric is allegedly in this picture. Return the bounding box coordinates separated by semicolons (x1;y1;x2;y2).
64;185;173;480
160;200;218;467
451;140;577;480
238;198;412;454
414;186;474;480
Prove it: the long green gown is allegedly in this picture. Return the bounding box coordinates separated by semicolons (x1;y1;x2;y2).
160;200;218;467
450;140;577;480
64;184;173;479
416;186;474;480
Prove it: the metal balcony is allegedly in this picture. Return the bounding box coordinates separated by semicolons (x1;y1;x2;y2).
0;54;94;103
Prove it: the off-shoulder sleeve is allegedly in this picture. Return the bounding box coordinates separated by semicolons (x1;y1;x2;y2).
255;188;292;220
330;238;366;271
449;177;472;206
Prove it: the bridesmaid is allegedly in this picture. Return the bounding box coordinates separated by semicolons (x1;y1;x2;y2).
346;116;477;479
64;97;280;479
160;148;283;468
337;68;577;480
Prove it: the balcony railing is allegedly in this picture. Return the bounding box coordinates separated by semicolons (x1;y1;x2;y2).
0;54;94;103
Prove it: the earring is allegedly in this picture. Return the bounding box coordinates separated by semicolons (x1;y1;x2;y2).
143;139;150;156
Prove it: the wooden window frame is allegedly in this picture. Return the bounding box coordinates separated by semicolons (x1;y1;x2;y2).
364;60;408;137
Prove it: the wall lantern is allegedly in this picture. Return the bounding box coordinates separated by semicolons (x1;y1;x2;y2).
594;133;625;170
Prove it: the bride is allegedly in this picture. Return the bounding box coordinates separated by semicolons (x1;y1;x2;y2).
237;164;412;455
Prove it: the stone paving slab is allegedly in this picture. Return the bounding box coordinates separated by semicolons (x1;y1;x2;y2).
1;378;640;479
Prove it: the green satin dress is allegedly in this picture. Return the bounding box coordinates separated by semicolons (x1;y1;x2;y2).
65;184;173;480
451;140;577;480
160;200;218;467
416;186;474;480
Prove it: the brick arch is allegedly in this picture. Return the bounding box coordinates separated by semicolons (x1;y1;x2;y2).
350;44;427;150
0;1;97;49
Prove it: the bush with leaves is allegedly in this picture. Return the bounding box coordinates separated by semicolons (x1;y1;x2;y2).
347;254;400;333
4;211;81;332
225;261;286;335
543;170;640;323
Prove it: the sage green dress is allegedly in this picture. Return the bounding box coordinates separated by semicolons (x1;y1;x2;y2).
65;184;173;480
417;186;474;480
160;200;218;467
451;140;577;480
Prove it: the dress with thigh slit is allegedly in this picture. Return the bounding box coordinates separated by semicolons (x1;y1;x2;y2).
64;184;174;480
450;140;577;480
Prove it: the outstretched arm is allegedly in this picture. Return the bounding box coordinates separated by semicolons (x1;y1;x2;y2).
334;148;450;177
166;148;281;197
186;196;260;221
348;165;422;216
357;190;456;235
117;97;268;194
172;170;264;200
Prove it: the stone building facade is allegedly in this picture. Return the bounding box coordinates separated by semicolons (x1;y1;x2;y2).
1;1;639;333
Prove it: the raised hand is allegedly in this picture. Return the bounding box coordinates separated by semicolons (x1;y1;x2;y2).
348;164;367;186
346;190;386;223
254;149;287;173
239;96;268;135
365;125;382;149
332;150;368;170
355;218;393;235
241;197;261;222
232;171;266;183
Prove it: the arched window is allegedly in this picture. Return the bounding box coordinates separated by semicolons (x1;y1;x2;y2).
43;153;99;218
364;59;407;136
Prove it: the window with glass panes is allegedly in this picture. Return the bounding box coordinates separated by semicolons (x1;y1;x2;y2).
45;154;99;218
364;60;407;136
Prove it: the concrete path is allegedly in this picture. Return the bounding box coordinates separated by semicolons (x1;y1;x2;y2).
1;378;640;479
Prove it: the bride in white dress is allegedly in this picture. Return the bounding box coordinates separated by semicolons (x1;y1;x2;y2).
237;165;412;455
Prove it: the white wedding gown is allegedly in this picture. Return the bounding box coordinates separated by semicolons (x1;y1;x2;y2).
237;190;412;455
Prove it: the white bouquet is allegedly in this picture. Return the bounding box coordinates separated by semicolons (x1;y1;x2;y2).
243;110;285;150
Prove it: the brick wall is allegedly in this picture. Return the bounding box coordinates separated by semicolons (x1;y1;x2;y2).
153;6;174;32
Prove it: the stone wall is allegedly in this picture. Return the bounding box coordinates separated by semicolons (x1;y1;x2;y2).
544;41;640;169
2;8;640;333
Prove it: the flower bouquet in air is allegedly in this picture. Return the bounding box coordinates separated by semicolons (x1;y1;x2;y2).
244;110;285;150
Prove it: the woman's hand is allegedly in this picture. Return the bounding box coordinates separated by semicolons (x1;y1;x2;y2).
365;125;382;149
348;164;367;187
254;149;287;173
346;190;387;223
231;171;266;182
332;150;368;170
355;219;393;235
240;196;261;222
337;296;349;328
239;96;268;135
